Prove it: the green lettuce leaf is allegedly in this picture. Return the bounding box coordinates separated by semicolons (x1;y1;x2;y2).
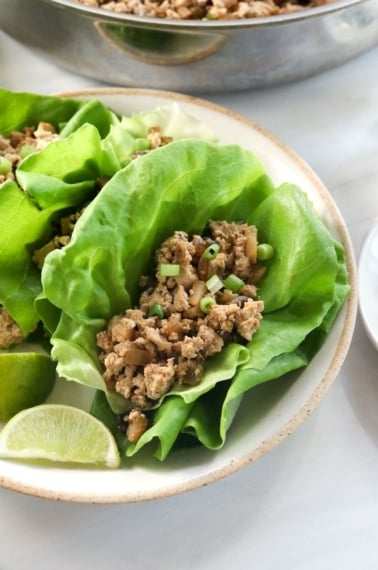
102;102;217;170
2;91;218;337
0;181;56;334
37;137;349;461
16;124;115;210
123;187;350;459
40;140;272;318
0;89;116;137
0;122;116;335
0;90;119;334
17;103;213;209
38;140;273;400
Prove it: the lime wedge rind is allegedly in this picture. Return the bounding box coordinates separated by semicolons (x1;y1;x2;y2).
0;404;121;469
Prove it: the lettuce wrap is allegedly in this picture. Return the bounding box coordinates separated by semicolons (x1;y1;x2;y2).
0;89;117;335
37;138;350;460
0;88;215;336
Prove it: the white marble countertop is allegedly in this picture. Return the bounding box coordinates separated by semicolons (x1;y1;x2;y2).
1;29;378;570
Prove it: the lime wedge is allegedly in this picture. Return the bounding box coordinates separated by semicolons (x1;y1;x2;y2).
0;404;121;468
0;352;56;421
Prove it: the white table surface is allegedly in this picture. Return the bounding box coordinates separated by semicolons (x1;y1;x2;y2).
1;29;378;570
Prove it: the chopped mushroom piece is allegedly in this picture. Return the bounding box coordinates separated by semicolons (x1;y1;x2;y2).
124;409;149;443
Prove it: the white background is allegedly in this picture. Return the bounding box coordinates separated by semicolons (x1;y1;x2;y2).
0;30;378;570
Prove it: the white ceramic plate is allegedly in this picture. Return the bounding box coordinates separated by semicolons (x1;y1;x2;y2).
358;219;378;350
0;88;358;503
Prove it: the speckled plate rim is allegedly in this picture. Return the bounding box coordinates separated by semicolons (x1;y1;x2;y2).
0;88;358;504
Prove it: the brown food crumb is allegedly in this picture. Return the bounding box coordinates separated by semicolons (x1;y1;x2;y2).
124;409;149;442
0;307;24;349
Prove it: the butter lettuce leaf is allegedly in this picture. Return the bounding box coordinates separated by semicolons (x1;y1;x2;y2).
0;89;116;137
37;138;349;460
0;180;55;334
40;140;272;320
16;124;116;210
0;90;118;334
39;140;273;402
102;102;217;170
123;187;350;459
1;90;218;338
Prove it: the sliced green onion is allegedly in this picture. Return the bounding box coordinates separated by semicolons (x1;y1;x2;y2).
257;243;274;260
148;304;164;319
206;274;223;294
19;144;37;159
202;243;220;260
159;263;181;277
0;156;12;175
223;274;245;293
200;296;217;314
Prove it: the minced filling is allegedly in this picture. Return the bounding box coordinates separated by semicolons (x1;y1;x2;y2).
0;124;173;351
0;122;59;184
76;0;335;20
97;220;267;442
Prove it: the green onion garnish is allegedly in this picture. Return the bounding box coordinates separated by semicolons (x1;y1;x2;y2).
159;263;181;277
257;243;274;260
148;304;164;319
202;243;220;260
200;296;217;314
206;274;223;294
223;274;245;293
0;156;12;175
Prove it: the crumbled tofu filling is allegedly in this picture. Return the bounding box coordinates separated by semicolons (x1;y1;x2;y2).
97;220;266;442
0;122;59;184
76;0;336;20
